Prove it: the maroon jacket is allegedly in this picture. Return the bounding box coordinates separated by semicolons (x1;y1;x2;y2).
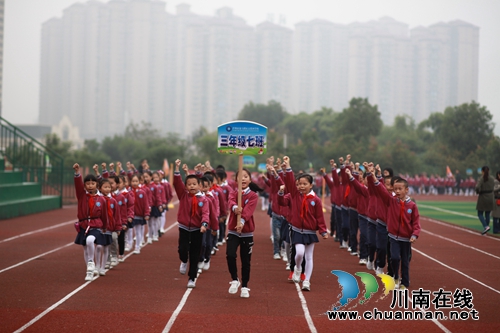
227;187;258;237
173;173;209;231
367;174;389;225
348;173;369;216
161;181;173;203
112;191;128;225
371;177;421;241
279;169;327;235
122;189;135;221
219;182;233;215
131;186;150;218
155;182;167;205
105;195;122;232
206;192;219;231
74;174;108;230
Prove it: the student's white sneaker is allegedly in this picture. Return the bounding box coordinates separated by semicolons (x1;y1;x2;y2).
273;253;281;260
292;268;302;283
105;262;110;269
217;242;223;246
222;238;226;244
340;241;348;249
85;271;93;281
359;258;367;265
118;256;124;263
111;257;118;267
93;269;99;276
302;280;311;291
99;269;106;276
160;228;166;234
187;279;196;288
240;287;250;298
211;249;215;255
197;262;204;270
374;267;384;276
87;261;95;272
347;247;352;252
203;261;210;271
153;236;159;242
228;280;240;294
285;263;290;271
179;262;187;275
350;252;358;256
125;245;131;252
147;238;153;244
134;248;140;255
366;260;374;270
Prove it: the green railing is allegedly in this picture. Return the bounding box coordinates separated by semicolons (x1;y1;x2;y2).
0;116;64;207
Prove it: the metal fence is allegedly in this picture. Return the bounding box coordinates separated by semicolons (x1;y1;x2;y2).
0;116;64;207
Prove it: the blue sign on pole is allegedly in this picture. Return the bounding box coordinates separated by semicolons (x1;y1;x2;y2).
257;163;267;173
217;121;268;155
243;156;256;167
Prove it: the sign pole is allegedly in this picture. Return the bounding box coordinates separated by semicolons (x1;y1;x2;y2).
237;154;243;230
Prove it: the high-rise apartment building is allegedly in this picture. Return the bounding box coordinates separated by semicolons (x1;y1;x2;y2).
39;1;479;139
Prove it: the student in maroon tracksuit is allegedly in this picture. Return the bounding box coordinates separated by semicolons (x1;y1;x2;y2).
108;176;126;267
130;174;150;254
367;163;421;289
113;175;129;262
226;168;259;299
215;169;232;246
95;178;120;276
174;159;209;288
346;167;370;265
198;175;219;272
278;156;328;292
159;171;173;234
73;163;108;282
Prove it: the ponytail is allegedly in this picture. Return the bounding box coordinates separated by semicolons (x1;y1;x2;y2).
482;166;489;182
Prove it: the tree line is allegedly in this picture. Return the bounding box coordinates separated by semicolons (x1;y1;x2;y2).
46;98;500;177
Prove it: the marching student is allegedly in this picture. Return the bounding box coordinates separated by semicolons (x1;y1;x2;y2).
130;174;150;254
73;163;108;281
121;175;136;252
279;156;328;291
367;163;421;289
197;175;219;272
345;167;370;265
110;175;128;264
226;167;260;298
215;168;232;246
95;178;120;276
321;160;341;242
116;175;132;261
174;159;209;288
159;170;173;235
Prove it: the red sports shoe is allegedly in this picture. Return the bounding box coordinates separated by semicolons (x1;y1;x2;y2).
300;273;306;281
288;271;293;281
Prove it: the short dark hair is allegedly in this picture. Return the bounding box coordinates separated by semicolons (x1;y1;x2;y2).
200;176;210;187
83;174;98;183
383;167;394;177
99;178;111;188
390;176;402;186
185;174;201;185
215;169;227;182
112;175;120;184
203;172;214;183
297;173;313;184
394;178;408;188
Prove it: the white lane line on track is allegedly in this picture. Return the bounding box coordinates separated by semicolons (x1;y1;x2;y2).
423;217;500;242
0;243;74;274
418;204;476;219
13;221;179;333
0;220;74;244
408;298;452;333
413;247;500;295
294;282;318;333
162;287;194;333
420;229;500;260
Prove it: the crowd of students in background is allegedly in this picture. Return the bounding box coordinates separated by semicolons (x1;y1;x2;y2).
73;154;424;297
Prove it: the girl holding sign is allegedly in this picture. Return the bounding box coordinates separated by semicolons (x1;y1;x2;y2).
226;168;261;298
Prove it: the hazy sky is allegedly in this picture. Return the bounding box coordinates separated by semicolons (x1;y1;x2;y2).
4;0;500;132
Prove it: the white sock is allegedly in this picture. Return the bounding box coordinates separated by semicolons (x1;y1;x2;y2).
95;245;103;270
84;235;96;263
295;243;305;272
134;225;143;250
303;243;315;280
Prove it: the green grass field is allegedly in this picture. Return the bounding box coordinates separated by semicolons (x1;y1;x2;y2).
416;201;486;232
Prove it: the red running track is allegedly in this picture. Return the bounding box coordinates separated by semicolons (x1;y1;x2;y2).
0;200;499;332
